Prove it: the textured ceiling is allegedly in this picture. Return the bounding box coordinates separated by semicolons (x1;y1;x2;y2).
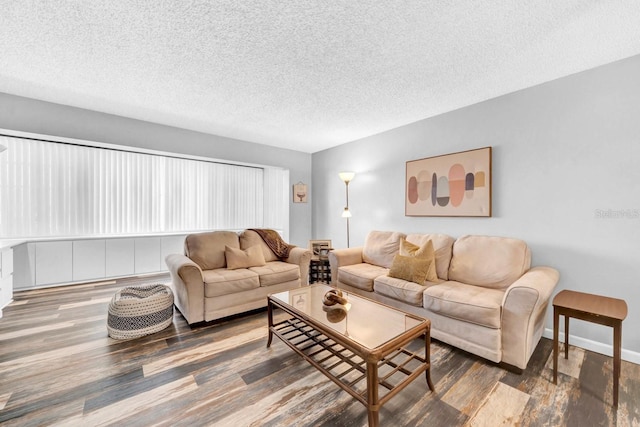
1;1;640;153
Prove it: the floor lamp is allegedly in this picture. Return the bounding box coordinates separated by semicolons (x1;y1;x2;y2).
339;172;355;248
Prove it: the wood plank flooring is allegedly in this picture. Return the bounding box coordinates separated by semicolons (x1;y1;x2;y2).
1;275;639;426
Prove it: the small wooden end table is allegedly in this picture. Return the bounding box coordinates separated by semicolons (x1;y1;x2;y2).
309;258;331;284
553;289;627;407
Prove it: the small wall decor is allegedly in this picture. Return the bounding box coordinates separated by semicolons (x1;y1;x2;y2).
406;146;492;217
293;182;308;203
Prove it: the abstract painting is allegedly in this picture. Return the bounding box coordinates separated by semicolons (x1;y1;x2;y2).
405;147;491;217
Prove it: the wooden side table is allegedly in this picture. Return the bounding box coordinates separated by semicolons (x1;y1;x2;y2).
309;258;331;284
553;289;628;407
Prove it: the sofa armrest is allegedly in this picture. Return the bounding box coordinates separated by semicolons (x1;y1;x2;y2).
501;266;560;369
165;254;205;324
284;247;313;286
328;247;364;285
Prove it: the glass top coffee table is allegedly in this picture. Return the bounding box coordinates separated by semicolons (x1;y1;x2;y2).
267;284;435;426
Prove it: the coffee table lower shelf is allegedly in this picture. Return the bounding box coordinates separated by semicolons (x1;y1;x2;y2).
267;303;434;426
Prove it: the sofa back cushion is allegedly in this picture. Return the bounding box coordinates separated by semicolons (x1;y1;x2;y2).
448;235;531;290
239;229;279;262
185;231;240;270
363;231;406;268
405;233;455;280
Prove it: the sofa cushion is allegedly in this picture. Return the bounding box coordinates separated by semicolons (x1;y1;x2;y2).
399;238;438;282
338;263;389;291
388;254;431;285
405;233;454;280
185;231;240;270
423;281;504;328
362;230;406;268
249;261;299;286
225;245;266;270
448;235;531;290
203;268;260;297
374;275;435;306
239;229;280;262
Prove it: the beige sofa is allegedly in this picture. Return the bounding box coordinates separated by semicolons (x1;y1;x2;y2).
166;229;312;324
329;230;559;371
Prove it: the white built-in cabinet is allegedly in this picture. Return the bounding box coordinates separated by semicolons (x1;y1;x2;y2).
1;241;21;318
35;241;73;286
73;239;106;281
12;234;186;290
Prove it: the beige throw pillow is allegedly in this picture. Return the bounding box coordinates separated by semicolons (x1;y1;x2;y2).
388;254;431;284
399;238;439;282
225;245;266;270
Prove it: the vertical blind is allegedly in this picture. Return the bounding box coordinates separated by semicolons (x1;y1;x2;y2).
0;135;289;239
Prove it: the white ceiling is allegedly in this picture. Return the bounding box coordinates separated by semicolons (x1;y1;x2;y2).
1;1;640;153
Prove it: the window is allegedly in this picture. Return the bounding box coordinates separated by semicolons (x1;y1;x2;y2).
0;134;289;239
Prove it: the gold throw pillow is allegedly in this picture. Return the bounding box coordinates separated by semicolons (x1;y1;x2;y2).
399;238;439;282
388;254;431;284
225;245;266;269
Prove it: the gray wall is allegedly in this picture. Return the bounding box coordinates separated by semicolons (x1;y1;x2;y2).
313;54;640;358
0;93;312;247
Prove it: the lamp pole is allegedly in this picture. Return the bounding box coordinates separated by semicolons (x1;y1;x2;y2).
339;172;355;248
345;180;350;248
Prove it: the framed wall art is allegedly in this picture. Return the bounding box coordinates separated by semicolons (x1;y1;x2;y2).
405;147;491;217
293;182;308;203
309;239;332;259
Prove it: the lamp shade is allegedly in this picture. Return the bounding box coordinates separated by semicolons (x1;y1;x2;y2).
342;207;352;218
339;171;355;183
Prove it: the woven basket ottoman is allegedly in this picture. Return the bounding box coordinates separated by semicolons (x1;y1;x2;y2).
107;284;174;339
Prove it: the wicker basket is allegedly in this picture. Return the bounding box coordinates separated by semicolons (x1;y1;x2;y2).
107;284;174;339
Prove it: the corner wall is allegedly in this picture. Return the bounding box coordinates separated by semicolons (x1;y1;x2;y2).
312;54;640;359
0;93;312;247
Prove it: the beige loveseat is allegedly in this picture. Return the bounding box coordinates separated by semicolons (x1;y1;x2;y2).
329;230;559;371
166;229;312;324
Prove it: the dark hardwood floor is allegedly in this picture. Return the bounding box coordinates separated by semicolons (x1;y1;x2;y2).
1;275;638;426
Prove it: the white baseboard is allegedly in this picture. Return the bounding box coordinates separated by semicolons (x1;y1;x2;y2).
543;328;640;365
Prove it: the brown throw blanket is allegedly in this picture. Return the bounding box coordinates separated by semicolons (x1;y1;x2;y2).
249;229;296;259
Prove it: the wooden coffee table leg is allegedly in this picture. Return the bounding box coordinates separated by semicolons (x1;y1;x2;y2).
267;299;273;348
366;361;380;427
425;329;435;392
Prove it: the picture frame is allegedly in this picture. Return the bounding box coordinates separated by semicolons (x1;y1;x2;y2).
405;146;492;217
309;239;332;260
293;182;308;203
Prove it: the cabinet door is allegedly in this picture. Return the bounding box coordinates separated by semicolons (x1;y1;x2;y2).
12;243;35;290
1;248;14;308
0;276;11;308
134;237;161;274
73;240;106;281
106;239;135;278
1;247;13;278
35;241;73;286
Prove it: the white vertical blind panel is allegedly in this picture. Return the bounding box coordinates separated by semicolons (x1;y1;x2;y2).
263;168;289;238
0;135;286;239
